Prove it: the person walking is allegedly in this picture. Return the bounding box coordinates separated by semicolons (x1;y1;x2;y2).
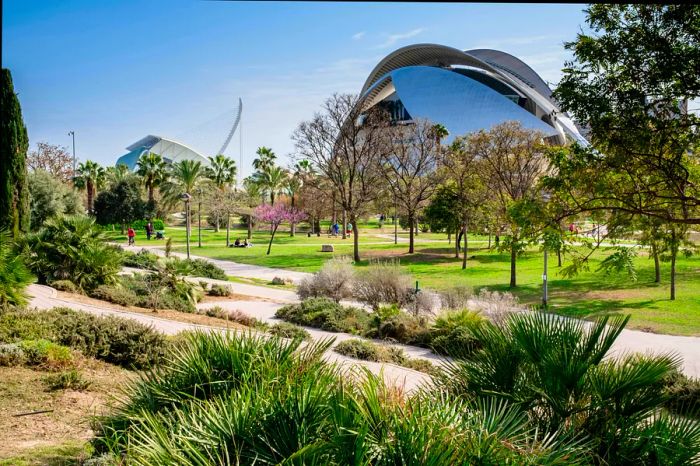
146;222;153;240
127;227;136;246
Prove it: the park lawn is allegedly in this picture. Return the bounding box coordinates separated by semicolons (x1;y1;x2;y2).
176;237;699;336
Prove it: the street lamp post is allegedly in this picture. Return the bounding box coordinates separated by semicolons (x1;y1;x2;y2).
68;131;76;178
181;193;192;259
394;190;398;245
541;191;552;309
196;188;203;248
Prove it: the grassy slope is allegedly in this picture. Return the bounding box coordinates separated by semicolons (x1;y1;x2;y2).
106;224;700;336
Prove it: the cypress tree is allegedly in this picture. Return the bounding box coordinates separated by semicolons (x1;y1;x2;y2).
0;68;30;237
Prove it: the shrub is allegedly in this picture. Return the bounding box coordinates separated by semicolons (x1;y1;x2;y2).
90;284;138;307
297;257;354;302
208;284;232;297
0;306;57;342
171;258;227;280
131;219;165;232
200;306;266;329
50;279;80;293
439;287;473;310
334;338;436;375
52;309;168;369
20;215;122;291
470;289;521;325
407;289;441;316
122;249;160;271
20;339;73;370
0;231;34;307
270;276;287;286
0;343;25;366
268;322;311;340
44;369;91;391
275;297;370;334
353;259;413;310
92;332;624;464
437;313;699;465
663;370;700;419
373;312;432;347
199;281;209;291
430;309;486;357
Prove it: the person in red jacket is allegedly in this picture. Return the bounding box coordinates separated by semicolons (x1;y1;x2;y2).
127;227;136;246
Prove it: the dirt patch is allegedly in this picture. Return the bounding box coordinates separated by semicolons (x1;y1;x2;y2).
56;291;247;330
556;287;652;302
0;360;130;459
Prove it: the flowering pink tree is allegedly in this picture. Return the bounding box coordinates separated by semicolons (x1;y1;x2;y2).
254;204;307;255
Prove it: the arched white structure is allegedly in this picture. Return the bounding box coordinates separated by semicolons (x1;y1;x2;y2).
115;135;210;170
359;43;587;145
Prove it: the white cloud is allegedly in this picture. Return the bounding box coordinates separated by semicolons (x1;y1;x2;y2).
352;31;365;40
374;28;425;49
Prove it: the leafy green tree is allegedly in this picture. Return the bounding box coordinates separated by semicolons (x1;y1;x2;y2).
74;160;105;215
93;178;147;233
20;215;122;291
160;159;205;215
0;231;34;306
471;122;549;285
240;176;262;239
136;152;166;204
551;4;700;226
28;169;82;230
0;68;30;237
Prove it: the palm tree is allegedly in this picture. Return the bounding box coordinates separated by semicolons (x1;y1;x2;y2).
431;123;449;157
136;152;167;203
259;165;287;206
285;161;312;236
242;177;262;239
206;154;237;236
252;146;277;172
105;164;132;187
160;160;205;219
74;160;105;215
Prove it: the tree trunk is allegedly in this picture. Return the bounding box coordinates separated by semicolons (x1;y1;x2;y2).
488;232;491;249
352;217;360;262
87;180;94;215
266;225;277;255
314;218;321;235
148;184;154;203
462;221;468;270
270;192;275;206
509;244;517;288
495;235;500;247
557;248;562;267
415;221;419;237
247;215;252;239
342;210;347;240
226;214;231;247
670;231;677;300
120;223;125;235
651;243;661;283
408;213;415;254
454;226;460;258
332;192;337;225
290;195;295;236
215;212;220;233
448;232;451;245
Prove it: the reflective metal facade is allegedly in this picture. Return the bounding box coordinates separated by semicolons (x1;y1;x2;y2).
359;44;588;145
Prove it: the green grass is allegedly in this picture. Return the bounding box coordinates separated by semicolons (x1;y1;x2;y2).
105;224;700;336
0;441;91;466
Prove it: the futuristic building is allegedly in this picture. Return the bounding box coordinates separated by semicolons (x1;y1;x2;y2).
115;135;210;171
115;98;243;170
359;44;587;145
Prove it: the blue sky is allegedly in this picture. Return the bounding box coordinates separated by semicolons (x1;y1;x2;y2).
3;1;589;178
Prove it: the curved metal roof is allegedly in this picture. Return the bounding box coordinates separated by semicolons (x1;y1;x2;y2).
358;43;587;145
116;135;210;170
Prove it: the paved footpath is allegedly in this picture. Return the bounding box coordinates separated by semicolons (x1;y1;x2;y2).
28;284;431;392
60;245;700;378
118;243;311;284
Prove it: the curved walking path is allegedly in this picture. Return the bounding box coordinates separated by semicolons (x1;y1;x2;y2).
117;243;311;284
27;284;431;392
